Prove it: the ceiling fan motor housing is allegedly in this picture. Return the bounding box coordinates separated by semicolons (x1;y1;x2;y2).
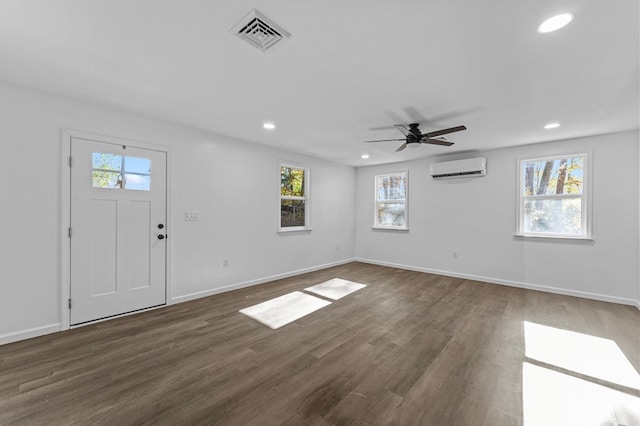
408;123;422;143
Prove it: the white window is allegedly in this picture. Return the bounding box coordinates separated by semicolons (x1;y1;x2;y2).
280;163;310;231
374;171;408;230
517;153;590;239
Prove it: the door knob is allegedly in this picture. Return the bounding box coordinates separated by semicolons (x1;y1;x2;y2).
157;234;165;240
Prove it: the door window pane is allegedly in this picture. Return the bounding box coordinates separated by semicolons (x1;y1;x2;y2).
125;156;151;175
92;152;151;191
124;174;151;191
92;171;122;189
92;152;121;171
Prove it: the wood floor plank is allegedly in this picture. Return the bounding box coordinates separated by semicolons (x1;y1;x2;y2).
0;262;637;425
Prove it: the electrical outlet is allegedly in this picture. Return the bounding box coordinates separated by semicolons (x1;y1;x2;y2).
452;250;458;259
223;258;229;268
336;244;340;251
185;211;198;221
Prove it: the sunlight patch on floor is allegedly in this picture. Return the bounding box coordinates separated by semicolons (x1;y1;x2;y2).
522;362;639;426
524;321;640;390
239;291;331;329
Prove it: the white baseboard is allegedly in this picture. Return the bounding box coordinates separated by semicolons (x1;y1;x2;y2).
3;258;635;347
355;258;639;307
0;259;356;346
0;323;62;346
171;258;357;304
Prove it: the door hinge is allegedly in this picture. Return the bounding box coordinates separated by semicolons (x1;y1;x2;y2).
68;227;72;238
68;155;72;167
68;298;72;309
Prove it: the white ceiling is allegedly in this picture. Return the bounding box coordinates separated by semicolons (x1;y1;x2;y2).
0;0;637;166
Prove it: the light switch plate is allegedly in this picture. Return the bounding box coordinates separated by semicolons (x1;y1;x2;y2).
185;211;198;221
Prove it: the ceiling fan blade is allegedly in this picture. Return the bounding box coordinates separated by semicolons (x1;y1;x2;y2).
423;125;467;139
424;138;454;146
396;143;408;152
364;138;406;143
368;125;396;131
393;124;409;136
404;106;427;124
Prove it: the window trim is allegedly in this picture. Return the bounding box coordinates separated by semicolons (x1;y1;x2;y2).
515;152;592;240
279;162;311;233
373;170;409;231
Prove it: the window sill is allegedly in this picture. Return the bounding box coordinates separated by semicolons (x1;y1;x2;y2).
278;227;312;234
514;234;593;241
372;226;409;232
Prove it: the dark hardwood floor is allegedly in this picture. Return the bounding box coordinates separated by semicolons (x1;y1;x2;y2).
1;262;638;425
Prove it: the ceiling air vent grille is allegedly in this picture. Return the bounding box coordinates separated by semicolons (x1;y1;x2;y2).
231;9;290;52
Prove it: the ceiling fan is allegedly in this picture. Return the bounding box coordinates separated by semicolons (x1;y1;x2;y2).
364;123;467;152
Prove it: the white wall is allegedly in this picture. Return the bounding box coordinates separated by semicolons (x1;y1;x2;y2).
1;79;636;345
0;82;356;342
356;131;640;305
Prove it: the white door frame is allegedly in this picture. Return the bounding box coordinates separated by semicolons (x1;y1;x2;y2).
60;129;172;330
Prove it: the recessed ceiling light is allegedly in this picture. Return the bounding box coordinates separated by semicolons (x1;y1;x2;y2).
361;154;370;159
538;13;574;33
263;122;275;130
544;122;560;129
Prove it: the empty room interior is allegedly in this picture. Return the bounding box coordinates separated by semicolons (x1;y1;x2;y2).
0;1;639;425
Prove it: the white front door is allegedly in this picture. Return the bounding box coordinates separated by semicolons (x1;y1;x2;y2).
70;137;167;325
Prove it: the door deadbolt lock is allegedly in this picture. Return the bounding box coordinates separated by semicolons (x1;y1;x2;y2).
158;224;164;229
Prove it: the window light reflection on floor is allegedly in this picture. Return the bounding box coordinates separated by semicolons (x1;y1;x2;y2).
522;321;640;425
524;321;640;390
523;362;639;425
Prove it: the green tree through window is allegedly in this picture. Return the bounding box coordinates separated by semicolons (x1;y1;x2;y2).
280;165;309;230
519;154;588;237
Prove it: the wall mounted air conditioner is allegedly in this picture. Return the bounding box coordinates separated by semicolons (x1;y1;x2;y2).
429;157;487;180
